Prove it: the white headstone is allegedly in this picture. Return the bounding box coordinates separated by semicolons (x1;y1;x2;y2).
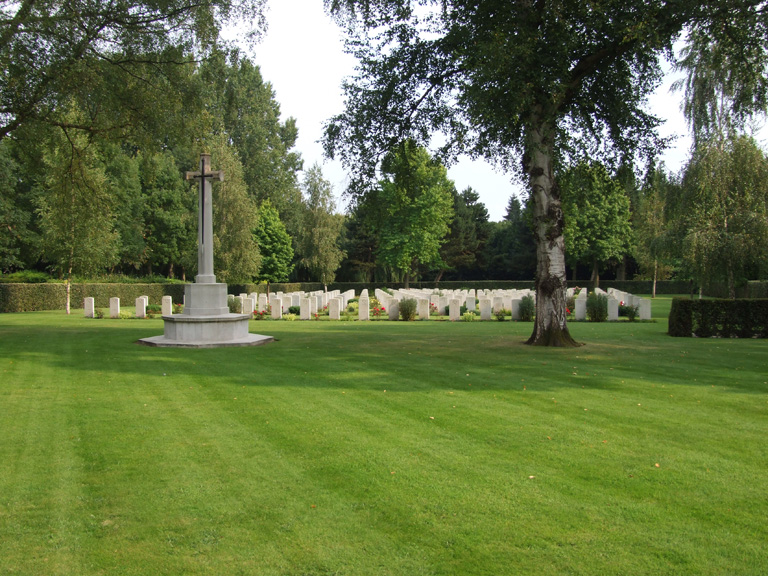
575;298;587;320
162;295;173;316
110;297;120;318
271;301;283;320
449;298;461;321
479;298;492;320
243;297;255;316
639;298;651;320
388;299;400;321
359;297;370;321
300;297;311;320
135;297;147;319
607;297;619;321
84;297;95;318
465;296;476;312
418;298;430;320
329;298;341;320
258;294;268;312
492;296;504;314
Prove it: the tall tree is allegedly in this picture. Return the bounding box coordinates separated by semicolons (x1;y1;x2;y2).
324;0;764;345
207;135;261;283
254;200;294;283
0;0;267;139
560;162;633;287
673;16;768;147
200;49;303;228
483;196;537;281
436;187;490;281
296;164;346;285
36;115;119;313
0;140;32;272
374;141;454;288
139;150;197;279
634;167;678;298
675;134;768;298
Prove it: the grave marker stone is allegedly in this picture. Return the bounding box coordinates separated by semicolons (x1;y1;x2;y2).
84;297;95;318
110;297;120;318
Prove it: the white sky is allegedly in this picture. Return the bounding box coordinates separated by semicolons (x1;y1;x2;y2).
238;0;746;221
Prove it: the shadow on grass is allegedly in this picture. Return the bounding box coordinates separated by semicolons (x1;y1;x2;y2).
2;313;766;395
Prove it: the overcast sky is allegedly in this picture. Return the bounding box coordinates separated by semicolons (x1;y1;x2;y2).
242;1;708;221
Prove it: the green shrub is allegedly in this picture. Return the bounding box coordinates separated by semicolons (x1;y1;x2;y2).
519;295;535;322
495;309;508;321
288;305;301;315
669;298;768;338
619;302;639;321
462;312;475;322
586;292;608;322
399;298;418;321
0;271;52;283
228;298;241;314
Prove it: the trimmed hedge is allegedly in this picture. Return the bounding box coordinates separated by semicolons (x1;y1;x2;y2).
668;298;768;338
0;283;186;313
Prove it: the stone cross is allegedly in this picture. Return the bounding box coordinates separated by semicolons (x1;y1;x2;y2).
186;153;224;284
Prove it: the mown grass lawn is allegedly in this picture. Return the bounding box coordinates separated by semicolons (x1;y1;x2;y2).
1;297;766;575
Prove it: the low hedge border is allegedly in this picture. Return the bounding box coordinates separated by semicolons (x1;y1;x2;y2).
0;283;186;313
669;298;768;338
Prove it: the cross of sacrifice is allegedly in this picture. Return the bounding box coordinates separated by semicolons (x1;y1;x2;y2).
186;153;224;284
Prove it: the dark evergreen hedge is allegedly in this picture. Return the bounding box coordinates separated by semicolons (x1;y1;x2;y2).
0;283;186;313
668;298;768;338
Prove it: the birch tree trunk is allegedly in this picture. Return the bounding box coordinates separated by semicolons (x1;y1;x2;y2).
525;120;579;347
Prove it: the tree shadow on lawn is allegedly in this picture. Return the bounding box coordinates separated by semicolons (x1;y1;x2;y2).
3;315;766;395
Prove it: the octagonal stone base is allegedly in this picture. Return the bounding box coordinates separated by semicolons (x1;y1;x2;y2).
138;313;274;348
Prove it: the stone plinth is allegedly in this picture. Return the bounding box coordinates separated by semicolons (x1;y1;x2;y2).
183;283;229;316
139;282;272;348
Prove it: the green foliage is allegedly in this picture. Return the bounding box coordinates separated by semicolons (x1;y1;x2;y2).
139;150;196;278
437;187;491;280
0;283;185;313
399;298;418;321
586;293;609;322
373;141;454;285
36;116;120;291
561;162;633;283
254;200;294;283
619;303;639;321
633;168;678;291
296;164;346;284
0;140;33;273
494;309;508;322
669;298;768;338
0;271;51;283
519;295;535;322
228;298;241;314
200;49;302;227
481;197;537;281
674;134;768;298
288;305;301;315
208;134;261;283
0;0;267;139
462;312;475;322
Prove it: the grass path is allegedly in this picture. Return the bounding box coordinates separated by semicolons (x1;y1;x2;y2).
1;297;766;575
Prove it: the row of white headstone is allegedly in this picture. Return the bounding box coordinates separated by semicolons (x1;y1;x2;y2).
83;286;652;321
568;287;652;320
227;289;358;320
372;287;536;321
83;296;176;318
